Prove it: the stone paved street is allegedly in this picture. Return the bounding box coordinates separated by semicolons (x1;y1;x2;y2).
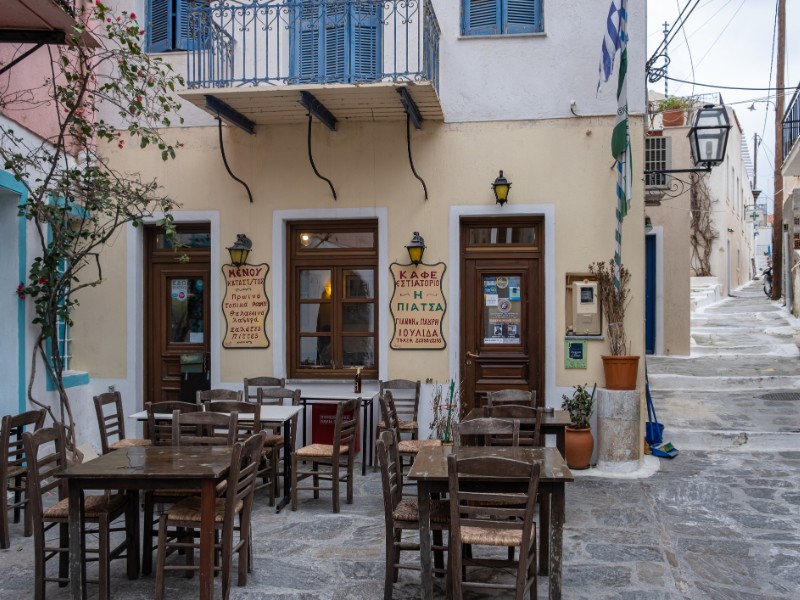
2;282;798;599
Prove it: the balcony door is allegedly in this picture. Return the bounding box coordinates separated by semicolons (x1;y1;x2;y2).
291;0;382;83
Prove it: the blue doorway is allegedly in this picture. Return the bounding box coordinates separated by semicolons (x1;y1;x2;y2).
645;234;656;355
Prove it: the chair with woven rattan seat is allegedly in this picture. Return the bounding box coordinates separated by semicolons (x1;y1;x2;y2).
291;397;359;513
486;389;536;409
196;388;243;404
171;410;239;446
24;425;138;600
376;430;449;599
1;408;46;549
486;405;544;447
243;376;285;404
145;400;202;446
374;379;420;469
93;391;151;454
458;417;520;447
379;391;440;482
154;431;267;600
256;387;301;505
447;453;541;600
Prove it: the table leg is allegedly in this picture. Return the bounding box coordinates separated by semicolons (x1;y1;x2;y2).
556;429;565;456
199;479;216;600
360;400;367;476
67;483;86;600
368;399;374;469
302;400;308;447
538;492;551;575
276;417;292;512
417;482;433;600
549;483;565;600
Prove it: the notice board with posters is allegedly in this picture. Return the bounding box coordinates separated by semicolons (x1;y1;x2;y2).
483;275;522;344
222;263;270;348
389;262;447;349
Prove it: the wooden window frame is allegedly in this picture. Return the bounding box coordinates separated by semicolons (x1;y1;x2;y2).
287;220;379;379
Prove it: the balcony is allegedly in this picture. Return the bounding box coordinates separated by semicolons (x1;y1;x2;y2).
179;0;443;126
783;83;800;176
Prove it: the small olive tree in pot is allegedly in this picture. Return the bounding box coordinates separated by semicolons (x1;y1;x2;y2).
561;383;596;469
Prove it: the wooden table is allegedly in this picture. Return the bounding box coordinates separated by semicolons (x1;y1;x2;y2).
130;404;302;512
60;446;232;600
463;407;572;455
408;445;573;600
293;382;379;476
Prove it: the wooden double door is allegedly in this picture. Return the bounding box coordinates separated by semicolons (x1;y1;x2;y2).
460;217;544;412
144;224;211;405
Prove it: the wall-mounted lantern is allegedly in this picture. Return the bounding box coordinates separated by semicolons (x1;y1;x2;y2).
405;231;426;265
492;170;511;206
227;234;252;266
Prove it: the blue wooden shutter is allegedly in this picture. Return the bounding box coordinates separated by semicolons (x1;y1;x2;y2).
463;0;500;36
292;2;322;83
505;0;540;34
350;0;381;82
147;0;172;52
175;0;196;50
324;1;347;82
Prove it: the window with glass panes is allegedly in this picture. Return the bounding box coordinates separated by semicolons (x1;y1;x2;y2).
287;221;378;378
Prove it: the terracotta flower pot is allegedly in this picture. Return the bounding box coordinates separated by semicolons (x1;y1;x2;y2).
661;109;686;127
602;355;640;390
565;426;593;470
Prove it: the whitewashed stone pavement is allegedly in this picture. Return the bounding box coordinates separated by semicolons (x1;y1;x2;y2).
1;280;798;598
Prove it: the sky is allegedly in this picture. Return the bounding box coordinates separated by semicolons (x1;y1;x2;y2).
646;0;800;211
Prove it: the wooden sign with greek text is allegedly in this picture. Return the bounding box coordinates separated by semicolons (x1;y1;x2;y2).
222;263;270;348
389;262;446;349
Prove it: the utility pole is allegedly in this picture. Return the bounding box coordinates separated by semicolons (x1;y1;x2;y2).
772;0;785;300
753;133;760;191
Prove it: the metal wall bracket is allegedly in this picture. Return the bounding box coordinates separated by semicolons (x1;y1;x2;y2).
205;95;255;135
397;88;428;200
300;91;337;131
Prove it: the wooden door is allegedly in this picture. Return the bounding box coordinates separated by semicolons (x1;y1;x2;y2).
460;218;544;412
144;225;211;405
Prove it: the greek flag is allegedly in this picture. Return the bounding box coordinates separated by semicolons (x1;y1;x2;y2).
598;0;630;290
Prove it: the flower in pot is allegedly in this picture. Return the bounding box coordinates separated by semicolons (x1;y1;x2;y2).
657;96;692;127
589;258;640;390
561;383;596;469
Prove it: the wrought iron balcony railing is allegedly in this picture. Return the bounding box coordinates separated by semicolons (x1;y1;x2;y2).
187;0;440;92
783;83;800;162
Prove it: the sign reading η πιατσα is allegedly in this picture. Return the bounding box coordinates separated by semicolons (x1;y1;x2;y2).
389;262;447;350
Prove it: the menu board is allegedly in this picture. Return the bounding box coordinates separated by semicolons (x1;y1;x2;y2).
222;263;270;348
484;275;522;344
389;262;447;349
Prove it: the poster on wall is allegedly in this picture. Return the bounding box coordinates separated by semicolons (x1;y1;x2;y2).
222;263;270;348
389;262;447;349
483;275;522;344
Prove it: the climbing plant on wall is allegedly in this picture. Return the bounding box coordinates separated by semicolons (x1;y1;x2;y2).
689;173;719;277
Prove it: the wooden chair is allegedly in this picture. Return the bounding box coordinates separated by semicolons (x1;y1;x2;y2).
447;453;541;600
256;388;302;504
376;430;448;599
93;391;151;454
145;401;202;446
291;397;359;513
487;405;544;447
171;410;238;446
379;391;440;479
486;389;535;408
374;379;420;468
1;408;46;549
23;425;138;600
458;417;520;447
155;431;267;600
243;376;285;403
196;388;242;404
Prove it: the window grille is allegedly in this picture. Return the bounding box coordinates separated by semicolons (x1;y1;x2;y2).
645;136;671;189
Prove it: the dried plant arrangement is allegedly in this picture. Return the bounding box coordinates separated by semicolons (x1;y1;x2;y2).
588;258;632;356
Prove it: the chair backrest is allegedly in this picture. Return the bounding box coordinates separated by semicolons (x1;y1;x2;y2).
196;388;242;404
243;377;285;403
376;430;403;523
485;405;543;447
93;391;127;454
172;410;238;446
22;426;69;524
486;389;535;408
379;379;420;424
223;431;267;529
378;391;400;438
1;409;46;481
146;401;201;446
332;397;360;461
204;401;260;440
258;387;302;446
447;453;540;548
458;418;520;447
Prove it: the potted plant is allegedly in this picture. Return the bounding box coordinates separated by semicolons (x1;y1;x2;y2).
658;96;692;127
561;383;596;469
429;379;462;444
589;258;640;389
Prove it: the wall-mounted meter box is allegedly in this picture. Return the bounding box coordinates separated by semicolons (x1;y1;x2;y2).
571;280;601;335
